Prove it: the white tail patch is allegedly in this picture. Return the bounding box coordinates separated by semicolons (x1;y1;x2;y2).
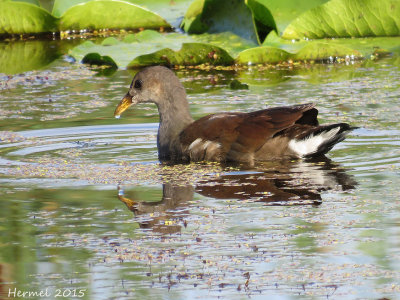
289;127;341;157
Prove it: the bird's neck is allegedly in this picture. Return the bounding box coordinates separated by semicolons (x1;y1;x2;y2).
155;89;194;161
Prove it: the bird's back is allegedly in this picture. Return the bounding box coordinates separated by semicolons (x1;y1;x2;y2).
179;103;355;164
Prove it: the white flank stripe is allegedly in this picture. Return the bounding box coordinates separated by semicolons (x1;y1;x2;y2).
208;114;237;120
203;141;221;150
203;140;211;149
289;127;340;157
188;138;203;151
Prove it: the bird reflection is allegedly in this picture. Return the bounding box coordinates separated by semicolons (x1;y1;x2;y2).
118;158;356;233
118;184;193;234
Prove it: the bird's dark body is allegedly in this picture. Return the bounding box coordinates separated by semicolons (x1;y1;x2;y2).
114;66;356;165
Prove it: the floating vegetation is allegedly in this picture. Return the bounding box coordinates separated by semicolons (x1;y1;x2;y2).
0;131;26;143
8;155;226;186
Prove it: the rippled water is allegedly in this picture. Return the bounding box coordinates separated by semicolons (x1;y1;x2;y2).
1;58;400;299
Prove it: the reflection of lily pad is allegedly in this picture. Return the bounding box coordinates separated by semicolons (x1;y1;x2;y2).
0;40;60;74
69;30;233;68
283;0;400;39
59;0;171;31
236;60;373;86
0;1;58;35
237;68;291;86
294;61;366;84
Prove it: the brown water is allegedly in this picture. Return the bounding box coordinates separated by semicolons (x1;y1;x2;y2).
1;53;400;299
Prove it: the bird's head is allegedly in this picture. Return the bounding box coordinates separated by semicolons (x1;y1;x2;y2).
114;66;183;118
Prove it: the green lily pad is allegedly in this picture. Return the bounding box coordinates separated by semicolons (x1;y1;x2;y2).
264;31;400;57
59;0;171;31
53;0;191;27
283;0;400;39
81;52;117;68
52;0;87;17
71;29;400;67
101;36;120;46
125;30;194;45
235;42;362;65
293;42;361;61
180;0;262;44
37;0;53;11
180;0;330;43
70;31;193;67
128;0;193;28
250;0;329;36
243;0;276;43
180;0;212;33
0;40;60;74
229;79;249;90
128;42;234;67
0;1;58;35
236;46;290;64
328;37;400;57
69;30;233;68
13;0;40;5
262;30;306;52
191;32;257;58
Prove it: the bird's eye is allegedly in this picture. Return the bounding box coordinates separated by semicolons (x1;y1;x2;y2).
134;79;142;90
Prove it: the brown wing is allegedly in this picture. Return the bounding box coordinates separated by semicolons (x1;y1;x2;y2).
235;103;318;152
180;112;244;161
180;103;317;162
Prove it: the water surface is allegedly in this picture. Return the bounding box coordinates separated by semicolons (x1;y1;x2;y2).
1;56;400;299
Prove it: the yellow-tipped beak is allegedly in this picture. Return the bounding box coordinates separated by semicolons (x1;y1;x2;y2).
114;94;133;118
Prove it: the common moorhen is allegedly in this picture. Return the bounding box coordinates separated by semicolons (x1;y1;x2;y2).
114;66;356;164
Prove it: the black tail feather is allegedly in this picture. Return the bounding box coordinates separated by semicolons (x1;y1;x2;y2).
304;123;358;158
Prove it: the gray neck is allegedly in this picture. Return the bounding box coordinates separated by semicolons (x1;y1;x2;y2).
155;86;194;161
